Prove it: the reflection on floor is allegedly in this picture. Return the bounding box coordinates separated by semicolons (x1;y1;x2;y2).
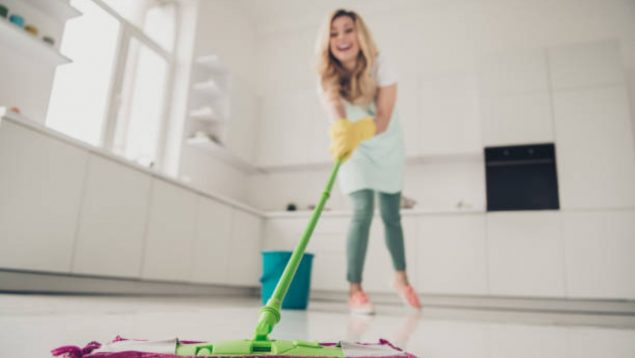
1;294;634;357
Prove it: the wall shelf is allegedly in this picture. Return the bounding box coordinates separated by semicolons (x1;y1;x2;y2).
195;54;227;72
193;80;222;97
23;0;82;23
0;19;71;65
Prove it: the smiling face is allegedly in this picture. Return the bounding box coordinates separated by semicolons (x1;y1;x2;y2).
329;15;360;69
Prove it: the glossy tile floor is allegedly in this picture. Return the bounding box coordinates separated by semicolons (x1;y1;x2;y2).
1;294;635;357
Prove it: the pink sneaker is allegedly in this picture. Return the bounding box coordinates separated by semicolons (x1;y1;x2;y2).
395;284;422;310
348;291;375;315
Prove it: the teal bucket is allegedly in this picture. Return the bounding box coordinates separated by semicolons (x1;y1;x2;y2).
260;251;314;310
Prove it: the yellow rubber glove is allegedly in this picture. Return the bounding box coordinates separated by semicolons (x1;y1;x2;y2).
329;117;376;161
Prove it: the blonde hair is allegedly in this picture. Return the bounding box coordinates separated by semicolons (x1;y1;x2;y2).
316;9;379;106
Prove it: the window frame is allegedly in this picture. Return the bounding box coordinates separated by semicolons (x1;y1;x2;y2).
90;0;177;170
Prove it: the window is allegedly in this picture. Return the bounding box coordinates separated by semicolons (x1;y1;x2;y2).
46;0;176;168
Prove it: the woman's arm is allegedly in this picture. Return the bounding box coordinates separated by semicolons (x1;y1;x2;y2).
373;83;397;135
320;93;347;121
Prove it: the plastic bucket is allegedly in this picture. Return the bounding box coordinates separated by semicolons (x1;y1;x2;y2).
260;251;314;309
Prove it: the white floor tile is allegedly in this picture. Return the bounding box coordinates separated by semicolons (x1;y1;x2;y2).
0;294;634;357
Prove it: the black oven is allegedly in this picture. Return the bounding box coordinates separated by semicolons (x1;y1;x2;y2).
485;143;560;211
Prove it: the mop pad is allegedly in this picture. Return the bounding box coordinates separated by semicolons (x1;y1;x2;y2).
51;161;418;357
52;336;416;357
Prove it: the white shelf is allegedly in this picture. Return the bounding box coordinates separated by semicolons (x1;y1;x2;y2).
195;54;227;72
189;107;223;122
23;0;82;22
193;80;222;97
186;137;260;174
0;18;71;65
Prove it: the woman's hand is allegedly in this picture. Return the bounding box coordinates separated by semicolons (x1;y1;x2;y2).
329;117;376;161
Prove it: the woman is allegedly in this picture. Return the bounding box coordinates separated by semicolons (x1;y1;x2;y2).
316;9;422;314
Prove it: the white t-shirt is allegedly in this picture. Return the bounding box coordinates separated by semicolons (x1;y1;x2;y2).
372;53;398;87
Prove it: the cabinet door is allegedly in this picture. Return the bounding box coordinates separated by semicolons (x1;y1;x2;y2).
309;217;349;291
420;74;482;155
553;85;635;209
0;121;87;272
262;217;306;251
142;179;198;281
414;214;487;295
73;155;151;278
563;211;635;299
311;252;348;291
486;212;565;297
227;210;262;286
548;40;625;90
190;197;233;284
479;48;554;145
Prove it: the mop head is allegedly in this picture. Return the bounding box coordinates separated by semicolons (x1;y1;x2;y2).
52;336;417;357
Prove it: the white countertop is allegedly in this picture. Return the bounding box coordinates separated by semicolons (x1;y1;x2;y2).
0;110;264;217
0;110;488;220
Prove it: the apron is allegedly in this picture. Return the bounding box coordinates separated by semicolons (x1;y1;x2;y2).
338;101;405;195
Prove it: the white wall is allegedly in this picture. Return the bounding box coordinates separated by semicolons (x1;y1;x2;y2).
238;0;635;211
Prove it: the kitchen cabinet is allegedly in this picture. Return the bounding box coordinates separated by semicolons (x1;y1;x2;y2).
415;214;487;295
72;155;151;278
142;179;198;281
0;121;87;273
227;210;262;286
553;85;635;209
562;211;635;300
548;40;625;90
190;196;234;284
479;48;554;146
486;212;565;297
306;217;349;291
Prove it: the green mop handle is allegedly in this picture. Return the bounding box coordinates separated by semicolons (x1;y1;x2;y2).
253;160;342;341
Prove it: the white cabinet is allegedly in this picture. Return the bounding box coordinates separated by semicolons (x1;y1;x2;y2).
72;155;151;278
479;48;554;146
548;40;625;90
0;121;87;273
486;212;565;297
553;85;635;209
263;217;306;251
307;217;349;291
481;92;554;146
142;179;198;281
419;74;482;155
414;214;487;295
227;210;262;286
190;196;233;284
562;211;635;299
